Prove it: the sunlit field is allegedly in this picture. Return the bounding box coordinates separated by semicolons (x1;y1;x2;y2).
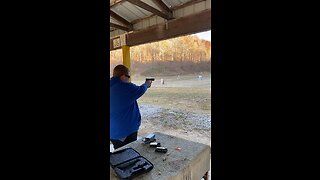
131;74;211;146
133;74;211;114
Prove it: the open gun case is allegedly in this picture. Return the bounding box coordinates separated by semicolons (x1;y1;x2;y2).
110;148;154;179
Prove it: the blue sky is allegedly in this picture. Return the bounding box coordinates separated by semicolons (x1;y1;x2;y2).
195;30;211;41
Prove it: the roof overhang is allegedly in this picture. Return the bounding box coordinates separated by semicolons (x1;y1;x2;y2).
110;0;211;51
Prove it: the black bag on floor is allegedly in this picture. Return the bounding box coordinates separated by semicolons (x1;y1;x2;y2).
110;148;154;179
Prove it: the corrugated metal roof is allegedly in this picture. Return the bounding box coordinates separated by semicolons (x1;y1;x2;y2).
111;1;152;23
110;17;122;25
163;0;192;8
110;0;209;33
140;0;162;12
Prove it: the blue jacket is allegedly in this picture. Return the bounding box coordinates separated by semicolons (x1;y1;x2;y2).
110;77;148;140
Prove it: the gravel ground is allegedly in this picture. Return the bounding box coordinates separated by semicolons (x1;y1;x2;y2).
138;104;212;179
132;75;212;179
139;104;211;131
138;104;211;149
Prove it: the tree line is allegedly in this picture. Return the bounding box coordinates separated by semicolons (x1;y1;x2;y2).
110;35;211;65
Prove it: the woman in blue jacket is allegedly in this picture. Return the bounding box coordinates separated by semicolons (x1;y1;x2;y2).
110;65;152;149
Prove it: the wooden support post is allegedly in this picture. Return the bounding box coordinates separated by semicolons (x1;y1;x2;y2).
122;45;131;81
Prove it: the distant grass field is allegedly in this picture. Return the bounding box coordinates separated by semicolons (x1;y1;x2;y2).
132;74;211;114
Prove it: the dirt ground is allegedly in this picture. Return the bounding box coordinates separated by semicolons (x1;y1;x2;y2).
133;74;212;179
132;74;211;146
138;104;211;147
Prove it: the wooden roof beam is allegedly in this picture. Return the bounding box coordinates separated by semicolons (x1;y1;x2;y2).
126;0;173;20
110;0;123;7
172;0;206;10
110;9;211;51
110;10;133;30
110;22;130;32
151;0;173;18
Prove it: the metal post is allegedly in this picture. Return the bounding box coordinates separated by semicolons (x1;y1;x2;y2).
122;45;131;82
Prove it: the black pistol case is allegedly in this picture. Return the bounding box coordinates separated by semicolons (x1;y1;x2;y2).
110;148;154;179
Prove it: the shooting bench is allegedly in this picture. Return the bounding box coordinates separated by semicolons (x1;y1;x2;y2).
110;132;211;180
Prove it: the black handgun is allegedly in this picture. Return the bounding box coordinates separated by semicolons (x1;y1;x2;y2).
146;77;155;81
117;159;140;170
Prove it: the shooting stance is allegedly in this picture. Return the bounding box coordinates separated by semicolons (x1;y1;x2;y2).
110;65;153;149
